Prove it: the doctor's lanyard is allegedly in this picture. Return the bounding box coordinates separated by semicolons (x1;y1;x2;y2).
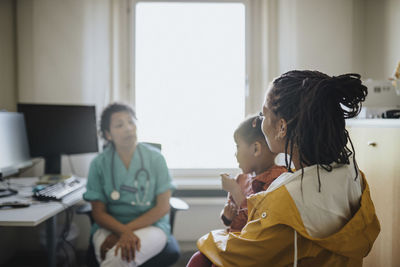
110;145;151;206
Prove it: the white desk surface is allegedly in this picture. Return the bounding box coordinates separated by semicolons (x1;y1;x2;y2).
0;177;86;227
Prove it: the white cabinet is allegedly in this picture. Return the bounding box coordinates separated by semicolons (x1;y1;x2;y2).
347;125;400;267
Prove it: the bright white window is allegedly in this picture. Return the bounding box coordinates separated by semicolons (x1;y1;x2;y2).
134;2;246;169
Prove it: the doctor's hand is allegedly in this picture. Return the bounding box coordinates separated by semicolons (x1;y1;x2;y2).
115;230;141;262
100;233;119;260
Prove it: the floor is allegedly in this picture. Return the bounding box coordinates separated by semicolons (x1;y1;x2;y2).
172;251;196;267
172;241;196;267
1;242;196;267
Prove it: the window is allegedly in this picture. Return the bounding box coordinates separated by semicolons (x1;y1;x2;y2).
133;1;246;171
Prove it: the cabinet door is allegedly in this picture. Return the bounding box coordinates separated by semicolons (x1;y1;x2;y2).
348;127;400;267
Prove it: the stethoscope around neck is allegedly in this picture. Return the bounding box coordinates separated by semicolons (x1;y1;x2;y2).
110;144;151;206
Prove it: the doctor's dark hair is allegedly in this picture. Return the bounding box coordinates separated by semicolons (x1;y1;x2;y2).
234;115;266;145
267;70;367;190
100;103;137;144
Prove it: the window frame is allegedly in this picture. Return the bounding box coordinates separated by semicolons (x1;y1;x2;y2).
128;0;267;178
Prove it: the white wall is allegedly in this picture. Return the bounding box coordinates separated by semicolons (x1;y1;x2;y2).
277;0;400;80
277;0;365;76
17;0;111;107
364;0;400;79
0;0;17;111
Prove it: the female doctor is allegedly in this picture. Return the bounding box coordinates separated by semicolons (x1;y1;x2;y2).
83;103;175;267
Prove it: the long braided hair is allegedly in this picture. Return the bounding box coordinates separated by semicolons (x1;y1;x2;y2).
267;70;368;191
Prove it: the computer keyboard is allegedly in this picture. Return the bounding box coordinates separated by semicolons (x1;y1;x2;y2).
33;177;84;201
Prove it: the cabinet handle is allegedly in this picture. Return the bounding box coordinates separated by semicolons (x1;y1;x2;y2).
367;141;377;147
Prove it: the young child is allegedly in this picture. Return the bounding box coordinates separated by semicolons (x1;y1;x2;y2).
186;116;286;267
220;115;287;232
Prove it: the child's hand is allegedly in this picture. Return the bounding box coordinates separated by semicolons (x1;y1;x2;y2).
221;173;239;193
221;174;246;206
223;201;238;221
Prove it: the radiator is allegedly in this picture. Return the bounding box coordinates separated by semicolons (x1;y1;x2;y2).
173;197;227;241
172;177;228;242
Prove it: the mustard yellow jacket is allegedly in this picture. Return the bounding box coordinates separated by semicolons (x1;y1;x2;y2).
198;173;380;266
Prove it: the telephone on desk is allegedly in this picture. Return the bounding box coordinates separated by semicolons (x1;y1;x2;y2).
0;201;31;208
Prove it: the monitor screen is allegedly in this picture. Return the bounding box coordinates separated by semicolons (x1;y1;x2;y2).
0;112;32;178
17;103;99;174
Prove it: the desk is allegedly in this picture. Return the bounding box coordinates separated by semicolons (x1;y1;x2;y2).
0;177;86;267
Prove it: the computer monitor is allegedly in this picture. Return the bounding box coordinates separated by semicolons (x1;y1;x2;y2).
17;103;99;174
0;112;32;197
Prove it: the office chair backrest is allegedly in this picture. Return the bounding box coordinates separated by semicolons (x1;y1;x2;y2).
142;142;161;151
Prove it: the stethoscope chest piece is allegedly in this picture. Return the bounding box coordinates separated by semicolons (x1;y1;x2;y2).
111;190;120;200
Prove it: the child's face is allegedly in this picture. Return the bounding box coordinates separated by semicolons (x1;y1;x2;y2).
235;135;255;174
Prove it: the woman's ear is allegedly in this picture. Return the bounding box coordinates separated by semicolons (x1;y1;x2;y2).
276;118;287;139
105;130;112;141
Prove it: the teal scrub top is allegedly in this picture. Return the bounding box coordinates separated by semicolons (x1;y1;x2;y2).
83;142;176;236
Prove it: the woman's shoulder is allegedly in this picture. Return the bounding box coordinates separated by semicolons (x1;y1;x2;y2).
138;142;163;155
139;142;161;151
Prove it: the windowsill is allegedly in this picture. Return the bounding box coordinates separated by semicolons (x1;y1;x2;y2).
173;177;221;190
170;168;240;177
170;168;240;190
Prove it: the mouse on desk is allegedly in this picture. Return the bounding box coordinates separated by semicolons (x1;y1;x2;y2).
0;201;31;208
32;185;46;193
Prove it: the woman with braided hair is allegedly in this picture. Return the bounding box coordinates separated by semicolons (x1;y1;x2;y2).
190;70;380;267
